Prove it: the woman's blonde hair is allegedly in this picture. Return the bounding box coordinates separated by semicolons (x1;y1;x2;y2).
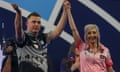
84;24;100;45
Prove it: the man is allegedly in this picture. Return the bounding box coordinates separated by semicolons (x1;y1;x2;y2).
11;1;68;72
0;45;5;72
1;38;19;72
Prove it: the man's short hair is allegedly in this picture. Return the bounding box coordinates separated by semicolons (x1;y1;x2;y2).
27;12;41;19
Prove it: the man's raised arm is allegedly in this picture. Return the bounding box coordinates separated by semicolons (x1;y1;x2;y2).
11;4;24;42
47;2;67;40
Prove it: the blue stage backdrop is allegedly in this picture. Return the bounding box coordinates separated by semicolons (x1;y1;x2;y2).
0;0;120;72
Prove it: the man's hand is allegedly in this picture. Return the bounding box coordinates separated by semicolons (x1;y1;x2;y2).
63;0;71;11
11;3;21;13
6;46;13;53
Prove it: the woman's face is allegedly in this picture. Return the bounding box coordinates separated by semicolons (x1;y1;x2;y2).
86;28;98;44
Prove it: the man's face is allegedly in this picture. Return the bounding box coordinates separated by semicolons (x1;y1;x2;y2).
86;28;98;44
26;16;41;33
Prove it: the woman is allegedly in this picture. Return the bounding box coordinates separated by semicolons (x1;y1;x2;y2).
65;0;115;72
60;43;79;72
72;24;115;72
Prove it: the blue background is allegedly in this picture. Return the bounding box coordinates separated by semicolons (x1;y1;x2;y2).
5;0;57;20
0;0;120;72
